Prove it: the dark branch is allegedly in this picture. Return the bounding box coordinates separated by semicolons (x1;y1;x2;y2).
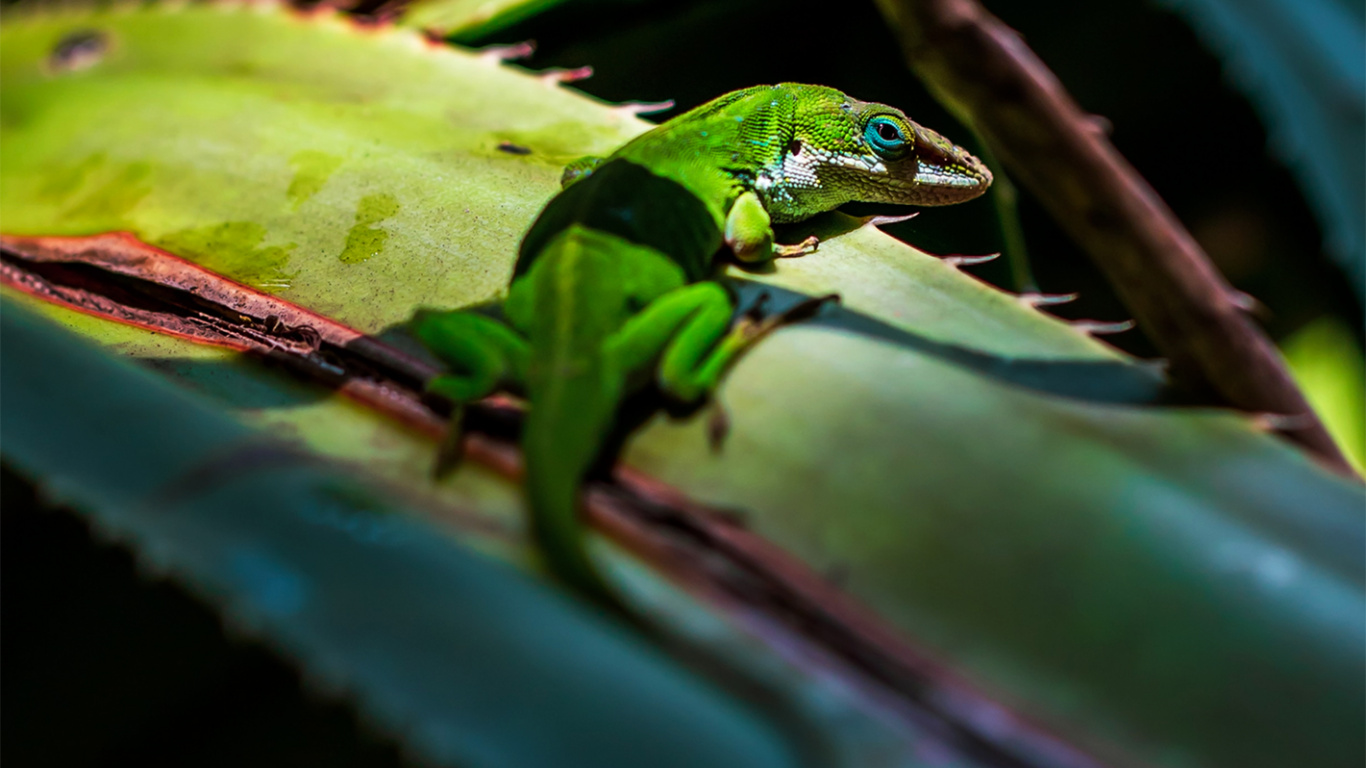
875;0;1355;476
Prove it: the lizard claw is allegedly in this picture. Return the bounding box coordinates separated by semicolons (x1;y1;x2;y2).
432;403;467;479
707;401;731;453
773;235;819;258
745;290;772;321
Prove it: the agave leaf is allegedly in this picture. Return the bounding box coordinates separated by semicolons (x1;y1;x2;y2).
1284;316;1366;471
1;5;1362;768
0;301;804;768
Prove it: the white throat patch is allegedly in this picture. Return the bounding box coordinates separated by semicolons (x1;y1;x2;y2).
754;142;890;218
757;144;886;209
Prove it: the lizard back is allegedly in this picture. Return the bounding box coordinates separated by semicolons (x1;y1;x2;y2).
515;159;724;283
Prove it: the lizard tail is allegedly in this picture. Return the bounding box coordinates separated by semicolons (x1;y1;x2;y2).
520;362;631;615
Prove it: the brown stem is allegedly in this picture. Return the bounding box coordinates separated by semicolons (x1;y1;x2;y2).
875;0;1355;476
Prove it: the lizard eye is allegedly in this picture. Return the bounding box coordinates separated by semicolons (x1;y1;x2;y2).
864;116;908;158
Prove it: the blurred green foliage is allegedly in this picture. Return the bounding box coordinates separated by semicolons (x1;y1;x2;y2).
1285;317;1366;472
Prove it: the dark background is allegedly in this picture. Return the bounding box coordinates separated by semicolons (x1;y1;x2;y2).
5;0;1359;764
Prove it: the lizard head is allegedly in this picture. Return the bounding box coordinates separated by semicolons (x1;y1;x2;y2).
764;86;992;219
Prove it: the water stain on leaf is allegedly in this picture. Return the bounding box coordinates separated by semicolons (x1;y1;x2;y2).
158;221;296;289
63;160;152;222
286;150;343;209
339;193;400;265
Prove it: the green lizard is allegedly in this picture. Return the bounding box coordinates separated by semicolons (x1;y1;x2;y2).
414;83;991;610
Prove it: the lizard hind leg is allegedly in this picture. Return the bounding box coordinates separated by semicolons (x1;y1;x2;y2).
412;310;529;477
606;281;736;404
608;282;839;406
605;282;835;449
607;283;839;448
655;288;839;403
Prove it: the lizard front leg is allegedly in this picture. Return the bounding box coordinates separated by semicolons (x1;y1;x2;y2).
411;311;529;476
725;190;819;262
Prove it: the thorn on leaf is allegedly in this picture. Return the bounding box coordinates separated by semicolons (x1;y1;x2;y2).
1249;411;1314;432
615;100;676;117
942;252;1000;267
540;66;594;85
479;41;535;62
1071;319;1136;335
1228;290;1269;318
1086;114;1114;135
861;212;919;228
1018;292;1079;307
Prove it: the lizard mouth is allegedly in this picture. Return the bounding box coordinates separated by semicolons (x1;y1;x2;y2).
913;164;992;188
904;123;993;201
880;162;991;205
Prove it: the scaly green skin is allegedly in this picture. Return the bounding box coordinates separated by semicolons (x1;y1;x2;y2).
415;83;990;611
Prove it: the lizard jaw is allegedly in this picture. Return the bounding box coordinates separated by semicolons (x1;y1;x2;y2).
904;123;993;204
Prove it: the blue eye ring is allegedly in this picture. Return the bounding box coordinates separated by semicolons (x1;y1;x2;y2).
864;116;908;158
